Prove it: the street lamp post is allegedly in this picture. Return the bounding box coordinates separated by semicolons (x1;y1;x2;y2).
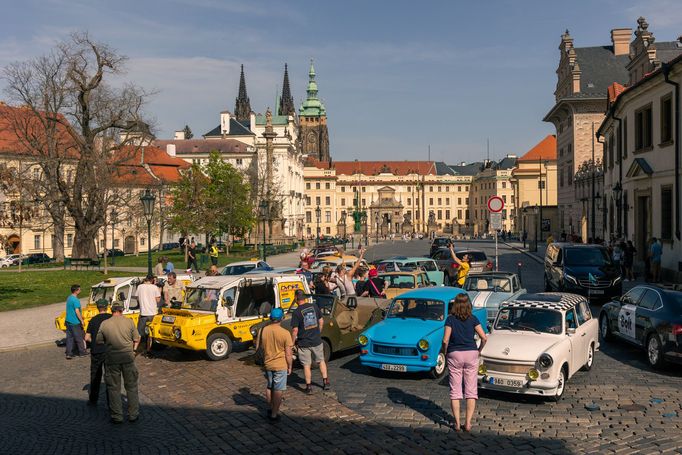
315;205;321;246
258;200;269;261
613;181;623;239
140;189;156;276
375;212;379;244
110;208;118;266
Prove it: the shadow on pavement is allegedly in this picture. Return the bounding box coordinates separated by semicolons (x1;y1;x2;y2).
0;392;574;455
387;386;452;428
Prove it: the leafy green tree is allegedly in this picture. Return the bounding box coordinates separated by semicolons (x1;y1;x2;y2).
204;151;255;254
167;163;209;261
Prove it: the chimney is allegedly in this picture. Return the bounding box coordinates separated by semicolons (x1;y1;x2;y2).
174;130;185;140
166;144;176;157
611;28;632;56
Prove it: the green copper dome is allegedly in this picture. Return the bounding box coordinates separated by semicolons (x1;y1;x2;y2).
299;59;326;117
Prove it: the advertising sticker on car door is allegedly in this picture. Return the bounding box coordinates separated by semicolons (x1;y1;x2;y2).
618;304;636;339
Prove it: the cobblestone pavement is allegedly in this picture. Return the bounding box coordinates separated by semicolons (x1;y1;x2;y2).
1;240;680;454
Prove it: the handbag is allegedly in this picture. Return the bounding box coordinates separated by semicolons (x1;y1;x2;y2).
254;324;266;366
369;279;386;298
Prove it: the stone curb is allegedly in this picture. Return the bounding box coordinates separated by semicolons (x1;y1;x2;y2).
0;340;58;353
503;242;544;265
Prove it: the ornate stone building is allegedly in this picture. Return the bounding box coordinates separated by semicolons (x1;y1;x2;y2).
469;156;517;235
299;61;330;162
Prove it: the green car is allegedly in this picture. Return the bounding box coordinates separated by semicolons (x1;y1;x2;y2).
250;294;390;362
376;256;445;286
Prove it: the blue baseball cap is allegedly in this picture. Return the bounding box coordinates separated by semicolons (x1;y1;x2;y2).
270;308;284;321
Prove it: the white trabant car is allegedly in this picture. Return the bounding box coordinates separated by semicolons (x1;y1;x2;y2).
478;292;598;401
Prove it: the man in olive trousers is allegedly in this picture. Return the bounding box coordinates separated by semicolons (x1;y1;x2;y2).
96;303;141;423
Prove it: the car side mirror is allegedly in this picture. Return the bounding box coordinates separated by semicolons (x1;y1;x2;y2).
346;296;358;309
223;297;234;307
566;327;576;335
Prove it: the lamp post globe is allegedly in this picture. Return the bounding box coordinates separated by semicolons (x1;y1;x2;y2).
139;189;156;276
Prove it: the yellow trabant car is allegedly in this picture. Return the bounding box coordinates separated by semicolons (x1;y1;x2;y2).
312;255;366;270
147;273;309;360
380;270;435;299
55;274;194;332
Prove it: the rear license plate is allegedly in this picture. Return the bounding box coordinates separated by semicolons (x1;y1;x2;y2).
381;364;407;372
589;290;604;295
491;377;524;388
161;315;176;324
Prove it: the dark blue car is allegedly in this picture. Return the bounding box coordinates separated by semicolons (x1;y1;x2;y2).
600;285;682;368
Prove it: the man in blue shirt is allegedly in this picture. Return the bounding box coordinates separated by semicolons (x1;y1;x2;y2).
65;284;87;359
650;237;663;283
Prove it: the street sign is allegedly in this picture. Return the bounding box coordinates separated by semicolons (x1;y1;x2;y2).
490;212;502;230
487;196;504;213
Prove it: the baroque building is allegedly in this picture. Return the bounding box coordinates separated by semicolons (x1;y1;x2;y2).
299;61;330;162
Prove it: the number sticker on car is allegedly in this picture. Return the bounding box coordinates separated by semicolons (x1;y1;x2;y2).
381;364;407;372
161;315;176;324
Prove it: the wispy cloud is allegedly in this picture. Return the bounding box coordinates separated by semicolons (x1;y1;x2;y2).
624;0;682;30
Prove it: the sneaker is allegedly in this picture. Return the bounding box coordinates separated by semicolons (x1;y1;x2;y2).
129;416;139;423
65;356;73;360
323;379;331;391
110;418;123;424
268;413;281;423
304;385;313;395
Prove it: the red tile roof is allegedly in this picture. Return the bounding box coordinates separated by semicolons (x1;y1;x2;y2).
306;158;436;176
517;135;557;162
607;82;627;104
112;145;189;185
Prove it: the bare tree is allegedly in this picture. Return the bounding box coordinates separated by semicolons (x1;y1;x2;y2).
2;32;152;259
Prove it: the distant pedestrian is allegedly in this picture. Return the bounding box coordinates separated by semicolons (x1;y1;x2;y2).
154;257;164;276
442;293;487;432
447;244;470;287
291;290;330;394
522;230;528;248
163;272;185;308
206;264;220;276
164;257;175;274
650;237;662;283
209;242;219;266
65;284;87;359
611;241;623;272
187;241;199;273
96;303;140;424
135;274;160;356
256;307;293;422
624;241;636;281
560;230;567;242
546;233;554;245
84;299;112;405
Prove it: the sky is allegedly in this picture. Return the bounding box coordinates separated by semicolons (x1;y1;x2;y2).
1;0;681;163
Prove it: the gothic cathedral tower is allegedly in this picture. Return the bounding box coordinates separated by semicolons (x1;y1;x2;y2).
234;64;252;123
299;60;330;162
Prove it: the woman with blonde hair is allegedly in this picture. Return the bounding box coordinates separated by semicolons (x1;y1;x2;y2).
442;293;487;432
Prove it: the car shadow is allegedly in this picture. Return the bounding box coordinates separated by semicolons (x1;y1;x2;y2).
596;337;682;378
386;386;453;428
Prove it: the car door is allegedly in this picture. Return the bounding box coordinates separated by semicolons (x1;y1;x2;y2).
564;308;582;374
634;289;662;345
616;287;646;342
575;300;596;362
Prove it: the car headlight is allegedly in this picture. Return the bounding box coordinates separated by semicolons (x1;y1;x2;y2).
613;276;622;284
537;353;553;369
358;335;368;346
564;274;577;285
478;363;487;375
250;327;258;338
173;328;181;340
418;339;429;351
527;368;539;380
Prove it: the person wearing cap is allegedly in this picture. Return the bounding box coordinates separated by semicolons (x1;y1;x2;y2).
291;290;329;394
134;274;161;357
84;299;112;406
256;307;293;422
96;302;141;423
361;267;387;298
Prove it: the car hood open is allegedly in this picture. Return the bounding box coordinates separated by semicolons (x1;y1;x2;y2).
365;318;443;345
482;331;562;363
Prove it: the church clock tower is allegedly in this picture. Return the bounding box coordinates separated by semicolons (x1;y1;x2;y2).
299;60;330;162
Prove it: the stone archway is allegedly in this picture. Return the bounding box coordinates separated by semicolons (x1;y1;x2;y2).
7;234;20;254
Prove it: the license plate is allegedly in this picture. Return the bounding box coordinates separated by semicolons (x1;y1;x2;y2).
161;315;176;324
381;364;407;372
491;377;524;388
589;290;604;295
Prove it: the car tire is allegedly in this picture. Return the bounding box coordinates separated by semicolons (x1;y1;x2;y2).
581;343;594;371
551;365;567;402
206;333;233;361
429;351;447;379
646;334;665;369
599;314;613;341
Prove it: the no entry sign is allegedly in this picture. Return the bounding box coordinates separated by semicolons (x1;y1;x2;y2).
487;196;504;213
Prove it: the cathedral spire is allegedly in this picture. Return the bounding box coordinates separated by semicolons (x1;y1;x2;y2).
279;63;295;116
299;59;326;117
234;64;251;122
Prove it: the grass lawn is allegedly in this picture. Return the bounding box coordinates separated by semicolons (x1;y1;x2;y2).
0;270;132;312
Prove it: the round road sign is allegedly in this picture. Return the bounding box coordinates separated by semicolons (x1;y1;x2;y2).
487;196;504;213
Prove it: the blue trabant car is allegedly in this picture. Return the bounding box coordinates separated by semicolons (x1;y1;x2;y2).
358;287;488;379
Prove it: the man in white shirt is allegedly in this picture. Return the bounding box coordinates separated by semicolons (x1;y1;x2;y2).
135;274;161;356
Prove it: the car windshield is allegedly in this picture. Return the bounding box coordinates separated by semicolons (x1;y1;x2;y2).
383;275;416;288
433;238;450;246
564;248;611;266
90;286;115;304
387;298;445;321
221;264;255;275
183;287;220;311
464;276;512;292
495;307;562;334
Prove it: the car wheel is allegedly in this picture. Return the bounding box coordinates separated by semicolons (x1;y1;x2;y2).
206;333;232;361
581;343;594;371
429;351;447;379
599;314;613;341
551;366;567;402
646;334;665;369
